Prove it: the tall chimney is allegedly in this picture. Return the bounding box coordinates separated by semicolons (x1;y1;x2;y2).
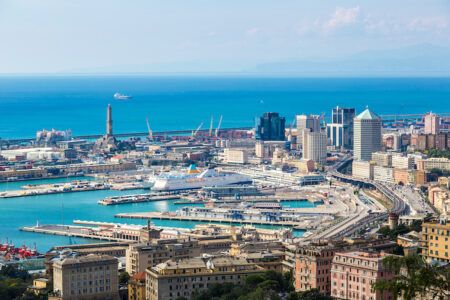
106;104;113;136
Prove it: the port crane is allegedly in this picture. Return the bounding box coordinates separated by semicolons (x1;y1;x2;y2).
215;115;223;137
146;117;153;140
209;115;214;137
192;122;204;137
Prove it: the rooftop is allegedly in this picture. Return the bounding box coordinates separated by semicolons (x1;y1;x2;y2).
355;108;380;120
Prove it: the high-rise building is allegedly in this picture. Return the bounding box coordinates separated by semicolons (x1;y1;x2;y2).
353;108;382;161
296;114;321;133
424;112;440;135
327;107;355;149
302;129;327;165
256;112;286;141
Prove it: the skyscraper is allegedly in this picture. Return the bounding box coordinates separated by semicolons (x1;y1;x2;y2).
296;114;320;148
296;114;320;133
256;112;286;141
302;128;327;165
327;106;355;149
353;108;382;161
424;112;440;135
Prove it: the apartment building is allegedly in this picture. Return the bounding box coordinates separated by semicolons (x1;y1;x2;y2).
50;254;119;300
145;256;264;300
331;251;394;300
125;239;200;275
421;219;450;264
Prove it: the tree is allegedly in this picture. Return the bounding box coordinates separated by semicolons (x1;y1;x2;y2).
373;255;450;299
286;289;332;300
119;271;130;286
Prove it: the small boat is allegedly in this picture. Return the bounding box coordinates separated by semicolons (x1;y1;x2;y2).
114;93;132;100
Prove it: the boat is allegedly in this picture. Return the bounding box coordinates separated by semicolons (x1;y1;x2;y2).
113;93;132;100
152;164;252;191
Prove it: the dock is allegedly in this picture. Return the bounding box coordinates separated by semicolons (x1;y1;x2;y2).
115;212;305;227
20;224;132;242
0;181;147;199
98;193;180;205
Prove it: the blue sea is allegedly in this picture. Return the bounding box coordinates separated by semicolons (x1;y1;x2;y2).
0;76;449;139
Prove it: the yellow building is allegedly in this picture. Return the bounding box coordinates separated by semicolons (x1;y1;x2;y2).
27;278;49;296
128;272;146;300
421;219;450;264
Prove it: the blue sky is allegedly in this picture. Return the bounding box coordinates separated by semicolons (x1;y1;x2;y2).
0;0;449;73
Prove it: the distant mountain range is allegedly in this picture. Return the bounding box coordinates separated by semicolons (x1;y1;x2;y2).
251;44;450;76
60;44;450;76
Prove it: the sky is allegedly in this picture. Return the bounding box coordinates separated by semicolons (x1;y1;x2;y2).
0;0;449;73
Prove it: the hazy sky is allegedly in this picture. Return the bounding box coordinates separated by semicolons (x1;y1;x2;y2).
1;0;449;73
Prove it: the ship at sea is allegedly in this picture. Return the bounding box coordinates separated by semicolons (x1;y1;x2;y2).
113;92;132;100
152;165;252;191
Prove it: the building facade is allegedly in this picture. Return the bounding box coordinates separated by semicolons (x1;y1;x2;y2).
327;106;355;149
424;112;440;135
421;219;450;264
256;112;286;141
302;129;327;165
331;251;394;300
145;256;264;300
51;254;119;300
353;108;382;161
125;239;201;275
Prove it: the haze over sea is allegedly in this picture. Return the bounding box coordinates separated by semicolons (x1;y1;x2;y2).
0;76;449;139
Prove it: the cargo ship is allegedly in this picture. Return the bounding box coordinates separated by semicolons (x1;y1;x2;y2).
152;165;252;191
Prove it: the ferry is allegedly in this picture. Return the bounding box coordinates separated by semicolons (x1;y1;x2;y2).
152;165;252;191
113;93;132;100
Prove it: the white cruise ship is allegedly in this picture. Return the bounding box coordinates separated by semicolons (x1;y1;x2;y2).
152;165;252;191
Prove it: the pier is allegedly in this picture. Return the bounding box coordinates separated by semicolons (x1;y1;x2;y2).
0;181;147;199
98;193;180;205
20;224;132;242
114;211;308;228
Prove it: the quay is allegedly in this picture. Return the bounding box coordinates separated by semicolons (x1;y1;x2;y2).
0;181;147;199
115;211;306;228
98;193;181;205
20;224;131;242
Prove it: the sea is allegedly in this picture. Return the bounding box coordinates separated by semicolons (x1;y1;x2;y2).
0;76;449;139
0;75;449;251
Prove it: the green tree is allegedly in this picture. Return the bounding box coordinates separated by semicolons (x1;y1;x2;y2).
119;271;130;286
373;255;450;299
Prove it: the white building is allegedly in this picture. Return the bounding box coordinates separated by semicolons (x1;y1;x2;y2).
371;152;392;167
391;155;414;170
352;160;374;180
353;108;382;161
373;166;394;183
302;129;327;165
224;148;249;164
